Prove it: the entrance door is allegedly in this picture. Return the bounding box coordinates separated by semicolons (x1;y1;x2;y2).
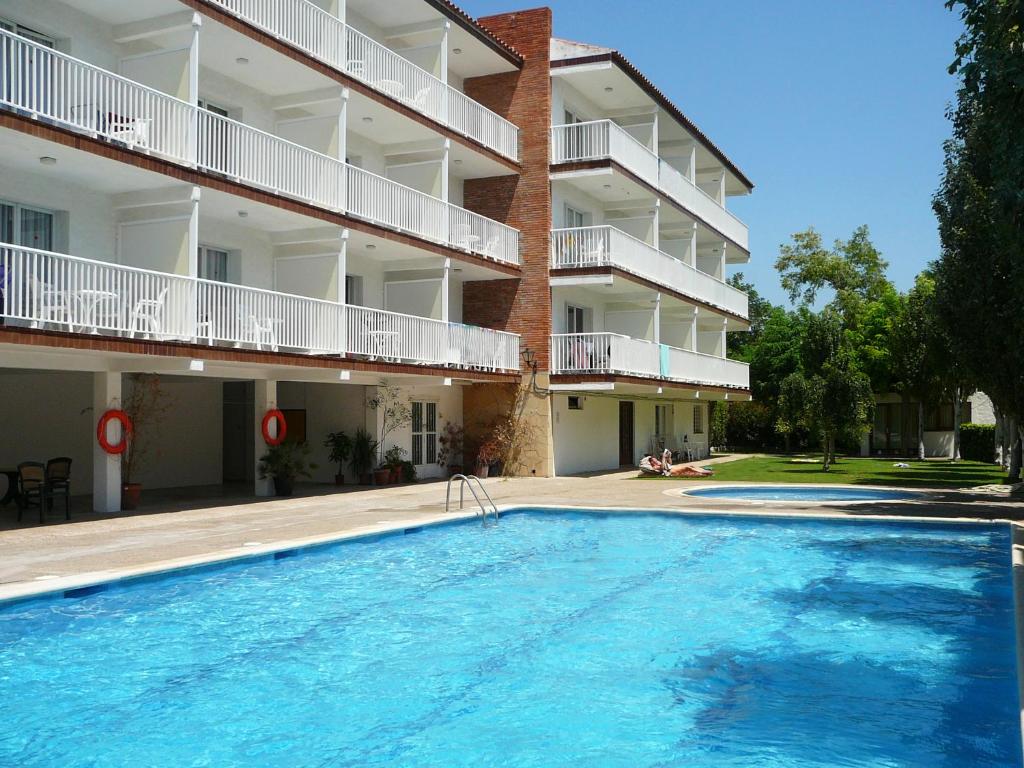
222;381;254;484
619;401;635;466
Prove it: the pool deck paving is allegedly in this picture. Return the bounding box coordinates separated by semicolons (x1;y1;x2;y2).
1;459;1023;602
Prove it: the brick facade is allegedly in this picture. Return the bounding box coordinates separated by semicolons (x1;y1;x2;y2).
463;8;553;369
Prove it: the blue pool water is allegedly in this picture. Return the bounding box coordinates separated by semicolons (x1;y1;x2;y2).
687;485;922;502
0;510;1019;767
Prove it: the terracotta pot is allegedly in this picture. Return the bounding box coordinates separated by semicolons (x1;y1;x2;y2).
474;463;490;479
373;468;391;485
390;466;402;483
273;476;294;497
447;465;463;478
334;473;345;486
121;483;142;510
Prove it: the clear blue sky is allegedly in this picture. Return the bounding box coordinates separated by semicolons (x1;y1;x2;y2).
465;0;965;306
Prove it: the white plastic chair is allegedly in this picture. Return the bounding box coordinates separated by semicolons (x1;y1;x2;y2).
128;287;169;339
406;87;431;112
250;315;279;352
29;276;71;329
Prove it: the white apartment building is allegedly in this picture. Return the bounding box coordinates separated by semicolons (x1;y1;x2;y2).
0;2;753;513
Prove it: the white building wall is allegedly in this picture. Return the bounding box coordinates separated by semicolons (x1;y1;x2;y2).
365;382;463;479
277;382;368;484
552;393;619;474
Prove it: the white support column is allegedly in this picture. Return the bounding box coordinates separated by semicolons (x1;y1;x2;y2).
254;379;278;496
441;256;451;323
93;372;122;514
720;317;728;358
188;13;201;163
719;241;728;282
718;173;726;205
651;199;660;251
188;186;200;339
651;110;659;154
441;138;450;202
338;87;349;164
653;292;661;345
338;229;348;354
688;306;698;351
440;21;450;84
687;143;697;181
688;222;698;268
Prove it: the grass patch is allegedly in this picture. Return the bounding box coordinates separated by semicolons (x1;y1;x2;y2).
636;455;1008;489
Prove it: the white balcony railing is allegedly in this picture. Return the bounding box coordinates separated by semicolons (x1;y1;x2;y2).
0;27;193;162
550;226;749;319
0;29;520;266
551;332;749;390
205;0;519;161
0;243;520;372
550;120;749;250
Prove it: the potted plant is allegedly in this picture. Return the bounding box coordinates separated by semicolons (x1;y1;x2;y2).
475;438;500;479
350;427;378;485
368;381;411;471
383;445;406;483
373;464;392;486
258;441;316;497
438;421;465;477
400;460;417;483
323;430;352;485
120;374;172;510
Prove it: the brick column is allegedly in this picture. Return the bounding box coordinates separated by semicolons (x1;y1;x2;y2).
462;8;553;370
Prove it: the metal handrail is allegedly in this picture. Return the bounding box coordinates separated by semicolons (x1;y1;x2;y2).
445;474;498;522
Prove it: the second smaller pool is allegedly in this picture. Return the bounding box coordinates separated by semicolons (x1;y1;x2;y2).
684;485;922;503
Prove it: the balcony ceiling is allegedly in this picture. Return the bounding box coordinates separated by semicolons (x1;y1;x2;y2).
59;0;181;25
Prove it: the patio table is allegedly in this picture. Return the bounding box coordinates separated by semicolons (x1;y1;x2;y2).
74;288;119;333
368;329;400;361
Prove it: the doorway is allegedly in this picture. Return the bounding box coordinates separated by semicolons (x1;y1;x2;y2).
618;401;634;466
222;381;254;484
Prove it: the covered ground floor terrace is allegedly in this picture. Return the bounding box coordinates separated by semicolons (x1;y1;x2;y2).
0;337;515;519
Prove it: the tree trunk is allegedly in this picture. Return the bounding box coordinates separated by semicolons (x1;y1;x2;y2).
784;433;791;455
1009;423;1022;483
822;432;833;471
917;401;926;461
900;394;910;456
951;387;962;461
994;407;1007;467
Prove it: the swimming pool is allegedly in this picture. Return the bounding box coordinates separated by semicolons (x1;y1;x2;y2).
685;485;922;502
0;510;1019;767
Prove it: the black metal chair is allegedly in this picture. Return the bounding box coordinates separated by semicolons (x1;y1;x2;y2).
17;462;48;524
45;457;72;521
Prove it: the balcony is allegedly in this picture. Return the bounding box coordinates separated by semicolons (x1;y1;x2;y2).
550;120;748;250
551;333;749;390
0;28;520;266
0;243;521;372
207;0;519;161
550;226;749;319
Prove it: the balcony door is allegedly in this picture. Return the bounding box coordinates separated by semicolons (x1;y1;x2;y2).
0;201;54;250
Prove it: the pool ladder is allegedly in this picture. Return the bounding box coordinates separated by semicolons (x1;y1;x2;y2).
445;474;499;522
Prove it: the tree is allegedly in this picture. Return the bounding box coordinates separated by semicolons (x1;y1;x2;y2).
775;226;891;323
776;372;816;454
933;0;1024;479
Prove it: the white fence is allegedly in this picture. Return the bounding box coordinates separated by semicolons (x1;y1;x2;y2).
0;29;520;266
550;226;749;318
551;332;749;389
0;27;193;162
204;0;518;161
551;119;749;250
0;243;519;371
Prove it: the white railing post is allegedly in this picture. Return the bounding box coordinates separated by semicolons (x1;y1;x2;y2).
188;14;202;165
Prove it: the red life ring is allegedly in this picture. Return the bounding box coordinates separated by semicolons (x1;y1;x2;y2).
261;409;287;446
97;409;132;455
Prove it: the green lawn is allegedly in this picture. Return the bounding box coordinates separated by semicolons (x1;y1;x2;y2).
638;455;1008;489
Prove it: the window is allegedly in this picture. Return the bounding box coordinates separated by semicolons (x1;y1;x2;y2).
655;404;672;437
924;403;955;432
0;201;54;250
198;99;229;118
567;396;583;411
693;404;704;435
565;205;586;229
198;246;229;282
345;274;363;305
566;304;587;334
411;401;438;466
0;19;55;47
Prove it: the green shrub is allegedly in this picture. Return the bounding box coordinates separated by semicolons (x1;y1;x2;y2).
960;423;996;463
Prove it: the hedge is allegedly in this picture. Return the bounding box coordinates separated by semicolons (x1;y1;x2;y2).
960;423;996;463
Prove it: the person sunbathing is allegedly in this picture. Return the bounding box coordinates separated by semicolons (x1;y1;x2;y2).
638;453;668;476
667;463;713;478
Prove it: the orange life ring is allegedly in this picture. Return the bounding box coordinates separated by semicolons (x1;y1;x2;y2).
97;409;132;455
261;409;287;446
